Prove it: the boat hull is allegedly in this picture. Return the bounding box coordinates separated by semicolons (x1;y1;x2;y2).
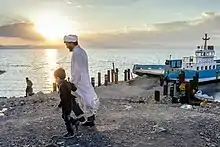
133;64;165;77
167;69;220;84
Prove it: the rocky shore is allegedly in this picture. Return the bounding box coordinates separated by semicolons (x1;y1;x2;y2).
0;76;220;147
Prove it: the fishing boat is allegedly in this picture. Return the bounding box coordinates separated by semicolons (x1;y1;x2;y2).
164;34;220;83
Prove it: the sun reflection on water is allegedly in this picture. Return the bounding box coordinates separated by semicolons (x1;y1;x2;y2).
45;49;58;85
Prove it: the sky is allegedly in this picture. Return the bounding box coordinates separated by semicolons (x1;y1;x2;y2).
0;0;220;48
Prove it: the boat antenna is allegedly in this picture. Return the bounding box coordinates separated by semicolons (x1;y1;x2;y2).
202;33;210;50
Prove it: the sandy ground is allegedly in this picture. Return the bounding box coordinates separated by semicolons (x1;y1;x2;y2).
0;76;220;147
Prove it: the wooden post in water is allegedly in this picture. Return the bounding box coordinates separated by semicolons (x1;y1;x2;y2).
112;62;115;71
98;72;101;86
116;68;119;74
111;69;115;82
53;83;57;92
127;69;131;80
115;68;119;83
124;70;128;81
104;74;108;86
91;77;95;87
115;72;118;84
107;70;111;83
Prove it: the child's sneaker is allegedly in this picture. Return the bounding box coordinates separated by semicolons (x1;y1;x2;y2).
70;118;80;131
63;132;75;139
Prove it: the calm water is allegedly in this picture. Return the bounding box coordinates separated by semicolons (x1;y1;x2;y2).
0;48;220;98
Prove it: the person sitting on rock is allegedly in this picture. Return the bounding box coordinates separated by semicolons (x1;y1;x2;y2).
54;68;86;138
25;77;33;97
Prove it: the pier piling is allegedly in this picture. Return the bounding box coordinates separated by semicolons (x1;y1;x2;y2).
115;68;119;84
111;69;115;82
104;74;108;86
124;70;128;81
91;77;95;87
98;72;101;86
127;69;131;80
107;70;111;82
115;72;118;84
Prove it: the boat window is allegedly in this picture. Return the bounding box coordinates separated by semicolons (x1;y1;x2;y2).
205;66;208;70
197;67;199;70
177;61;182;67
201;66;204;70
171;61;176;68
209;66;212;69
213;65;216;69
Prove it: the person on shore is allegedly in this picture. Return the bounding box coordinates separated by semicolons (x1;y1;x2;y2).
63;34;99;127
54;68;85;138
25;77;33;97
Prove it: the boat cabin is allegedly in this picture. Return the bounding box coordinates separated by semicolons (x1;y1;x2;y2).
165;59;182;68
181;34;217;71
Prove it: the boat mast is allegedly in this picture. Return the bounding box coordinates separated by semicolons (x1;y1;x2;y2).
202;33;210;50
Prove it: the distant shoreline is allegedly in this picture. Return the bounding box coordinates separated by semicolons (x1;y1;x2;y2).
0;45;64;49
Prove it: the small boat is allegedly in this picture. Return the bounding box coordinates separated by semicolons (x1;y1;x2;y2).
194;90;214;101
0;70;5;75
132;64;165;77
164;34;220;83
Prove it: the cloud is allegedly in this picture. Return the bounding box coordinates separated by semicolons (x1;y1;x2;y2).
0;12;220;48
79;12;220;48
62;0;139;7
0;22;45;41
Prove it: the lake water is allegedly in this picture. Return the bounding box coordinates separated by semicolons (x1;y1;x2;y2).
0;48;220;98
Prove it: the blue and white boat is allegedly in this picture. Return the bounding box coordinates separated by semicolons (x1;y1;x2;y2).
164;34;220;83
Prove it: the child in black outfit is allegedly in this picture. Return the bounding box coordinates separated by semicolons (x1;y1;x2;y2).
54;68;86;138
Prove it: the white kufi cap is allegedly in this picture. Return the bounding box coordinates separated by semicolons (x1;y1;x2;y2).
63;35;78;43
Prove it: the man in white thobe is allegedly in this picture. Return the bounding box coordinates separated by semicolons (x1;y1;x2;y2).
63;35;99;127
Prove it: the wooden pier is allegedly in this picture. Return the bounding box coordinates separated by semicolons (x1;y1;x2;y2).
160;71;201;105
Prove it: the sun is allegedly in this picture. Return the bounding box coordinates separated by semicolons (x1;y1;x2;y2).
34;14;76;41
